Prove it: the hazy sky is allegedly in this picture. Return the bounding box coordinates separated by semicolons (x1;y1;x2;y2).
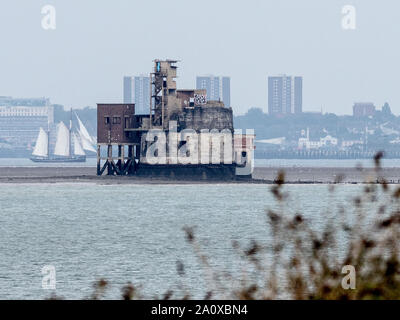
0;0;399;115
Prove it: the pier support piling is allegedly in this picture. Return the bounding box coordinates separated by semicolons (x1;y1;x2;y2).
96;143;137;176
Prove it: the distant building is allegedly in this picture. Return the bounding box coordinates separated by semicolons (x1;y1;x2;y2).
341;140;363;148
382;102;392;116
268;75;302;114
298;128;337;150
123;76;133;104
0;97;54;147
353;102;375;117
221;77;230;108
133;75;150;115
196;75;231;107
123;75;150;114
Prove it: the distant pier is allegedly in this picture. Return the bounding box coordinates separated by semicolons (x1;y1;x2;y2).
255;150;400;159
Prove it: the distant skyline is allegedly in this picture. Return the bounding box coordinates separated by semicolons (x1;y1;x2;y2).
0;0;398;115
196;75;231;107
268;75;302;114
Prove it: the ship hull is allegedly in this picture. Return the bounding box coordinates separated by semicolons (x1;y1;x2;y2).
30;155;86;163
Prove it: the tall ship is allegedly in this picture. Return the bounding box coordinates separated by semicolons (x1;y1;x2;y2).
30;111;96;163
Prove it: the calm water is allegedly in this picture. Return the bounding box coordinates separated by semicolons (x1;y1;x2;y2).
0;183;371;299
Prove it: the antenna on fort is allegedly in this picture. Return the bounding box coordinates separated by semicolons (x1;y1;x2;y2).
149;59;179;130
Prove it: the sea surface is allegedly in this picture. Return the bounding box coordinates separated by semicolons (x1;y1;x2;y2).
0;183;381;299
2;157;400;168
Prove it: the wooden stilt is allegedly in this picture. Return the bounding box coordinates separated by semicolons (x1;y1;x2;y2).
128;145;134;175
96;143;138;176
107;145;113;175
97;145;101;176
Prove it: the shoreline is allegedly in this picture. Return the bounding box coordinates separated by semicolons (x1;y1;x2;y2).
0;166;399;184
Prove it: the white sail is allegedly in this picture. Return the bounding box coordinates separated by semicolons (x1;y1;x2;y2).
72;132;86;156
76;113;94;145
78;129;97;153
54;122;70;156
32;127;48;157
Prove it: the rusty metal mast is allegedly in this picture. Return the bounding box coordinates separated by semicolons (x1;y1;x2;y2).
149;59;178;129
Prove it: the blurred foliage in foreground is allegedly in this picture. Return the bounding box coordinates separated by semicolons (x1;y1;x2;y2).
50;152;400;300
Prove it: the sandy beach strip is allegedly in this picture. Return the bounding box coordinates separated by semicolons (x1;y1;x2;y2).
0;166;399;184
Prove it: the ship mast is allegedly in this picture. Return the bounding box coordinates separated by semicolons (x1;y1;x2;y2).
47;119;50;158
69;108;72;157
